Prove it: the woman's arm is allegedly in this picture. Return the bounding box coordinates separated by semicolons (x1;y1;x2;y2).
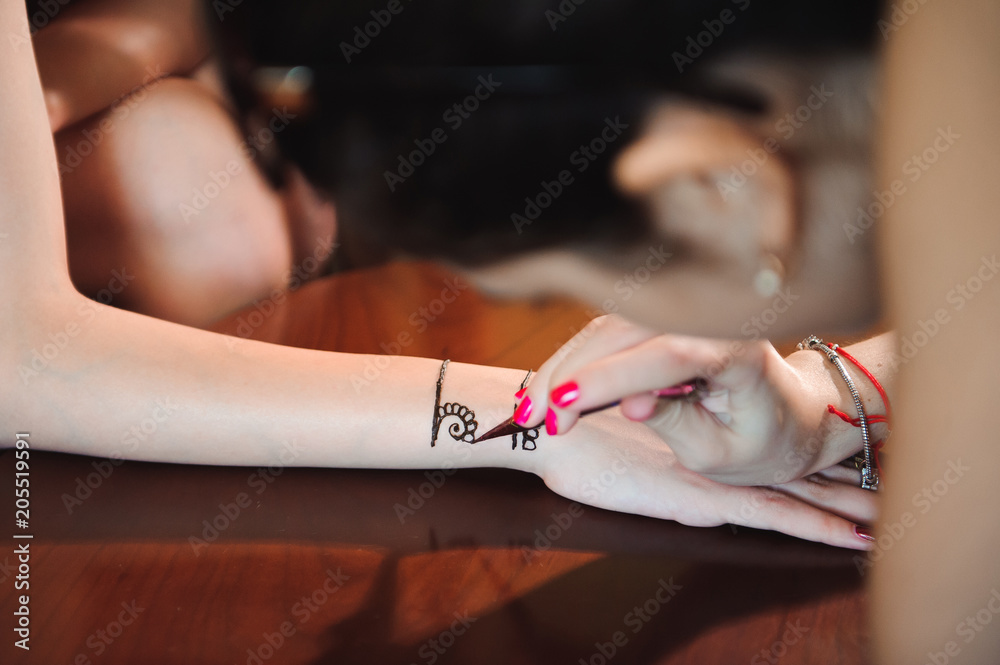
0;0;522;473
0;0;876;549
12;296;536;472
874;0;1000;662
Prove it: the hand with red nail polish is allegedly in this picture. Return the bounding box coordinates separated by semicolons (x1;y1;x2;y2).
537;405;879;551
518;314;893;487
508;344;878;549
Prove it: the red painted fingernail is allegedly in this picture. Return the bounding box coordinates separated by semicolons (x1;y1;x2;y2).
545;408;558;436
550;381;580;408
656;383;695;398
513;398;533;426
514;388;527;399
854;525;875;542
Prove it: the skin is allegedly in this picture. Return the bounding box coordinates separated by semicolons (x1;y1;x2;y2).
465;54;892;500
0;0;876;549
27;0;990;655
514;315;894;490
30;0;209;133
873;1;1000;662
32;0;335;327
472;2;999;659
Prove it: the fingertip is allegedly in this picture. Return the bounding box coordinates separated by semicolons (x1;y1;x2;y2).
513;394;547;429
854;524;876;545
550;381;580;408
621;392;658;421
513;397;534;426
834;522;876;551
545;408;558;436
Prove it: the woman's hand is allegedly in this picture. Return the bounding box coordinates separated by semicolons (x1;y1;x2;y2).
515;315;884;486
538;405;876;550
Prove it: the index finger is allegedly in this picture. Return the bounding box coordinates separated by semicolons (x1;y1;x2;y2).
516;315;659;429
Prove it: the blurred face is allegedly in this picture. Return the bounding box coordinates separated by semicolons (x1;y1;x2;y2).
461;54;881;340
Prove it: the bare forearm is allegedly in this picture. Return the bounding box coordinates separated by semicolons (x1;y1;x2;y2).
6;293;537;474
2;0;533;475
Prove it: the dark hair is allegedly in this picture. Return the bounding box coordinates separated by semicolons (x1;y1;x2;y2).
209;0;882;267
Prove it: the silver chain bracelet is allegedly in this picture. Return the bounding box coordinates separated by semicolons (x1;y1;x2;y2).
797;336;879;491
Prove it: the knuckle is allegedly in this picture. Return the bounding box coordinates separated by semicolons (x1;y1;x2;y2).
674;443;730;476
802;473;835;501
651;336;699;372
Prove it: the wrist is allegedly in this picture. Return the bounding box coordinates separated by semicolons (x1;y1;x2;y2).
785;344;891;473
431;362;549;475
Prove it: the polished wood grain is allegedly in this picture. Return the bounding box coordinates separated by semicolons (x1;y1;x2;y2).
0;261;870;664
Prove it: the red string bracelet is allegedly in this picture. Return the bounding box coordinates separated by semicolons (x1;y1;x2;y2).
825;343;891;479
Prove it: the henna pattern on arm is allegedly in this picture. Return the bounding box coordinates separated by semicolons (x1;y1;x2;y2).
432;360;479;445
430;360;538;449
438;402;478;443
512;369;540;451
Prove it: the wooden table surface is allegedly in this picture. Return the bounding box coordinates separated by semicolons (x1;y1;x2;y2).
1;261;870;665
